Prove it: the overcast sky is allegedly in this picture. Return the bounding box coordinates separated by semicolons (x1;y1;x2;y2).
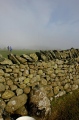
0;0;79;50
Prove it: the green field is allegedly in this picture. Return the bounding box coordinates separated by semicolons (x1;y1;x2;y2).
0;49;39;58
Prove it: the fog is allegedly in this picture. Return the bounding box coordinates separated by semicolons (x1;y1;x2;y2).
0;0;79;50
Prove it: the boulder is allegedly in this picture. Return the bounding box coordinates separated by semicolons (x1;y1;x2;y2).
15;106;28;116
15;55;27;64
0;59;13;65
23;70;29;76
41;53;47;61
10;85;17;91
5;94;27;113
16;88;23;96
2;90;15;99
8;54;20;64
41;78;47;86
71;84;78;90
28;86;51;117
24;86;31;94
21;54;33;62
5;68;12;73
54;86;59;95
30;53;38;61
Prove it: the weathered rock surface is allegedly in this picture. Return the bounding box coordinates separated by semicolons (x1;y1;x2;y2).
8;54;20;64
30;53;38;61
2;90;15;99
15;55;27;64
15;106;28;116
21;54;33;62
29;87;51;117
5;94;27;113
0;59;12;65
16;88;23;96
23;86;30;94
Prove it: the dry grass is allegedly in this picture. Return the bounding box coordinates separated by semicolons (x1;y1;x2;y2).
48;89;79;120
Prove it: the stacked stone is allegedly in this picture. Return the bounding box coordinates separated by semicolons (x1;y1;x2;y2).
0;48;79;119
40;48;79;60
0;63;28;119
7;48;79;63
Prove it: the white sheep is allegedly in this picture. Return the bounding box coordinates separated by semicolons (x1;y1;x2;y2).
16;116;35;120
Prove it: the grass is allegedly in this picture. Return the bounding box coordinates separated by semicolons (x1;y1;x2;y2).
48;89;79;120
0;49;39;58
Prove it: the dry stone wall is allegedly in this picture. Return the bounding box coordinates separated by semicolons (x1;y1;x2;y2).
0;48;79;119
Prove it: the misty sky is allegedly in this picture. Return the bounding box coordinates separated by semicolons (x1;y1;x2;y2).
0;0;79;50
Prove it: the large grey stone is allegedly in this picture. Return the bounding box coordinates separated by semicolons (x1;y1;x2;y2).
2;90;15;99
5;94;27;113
29;87;51;117
0;59;12;65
